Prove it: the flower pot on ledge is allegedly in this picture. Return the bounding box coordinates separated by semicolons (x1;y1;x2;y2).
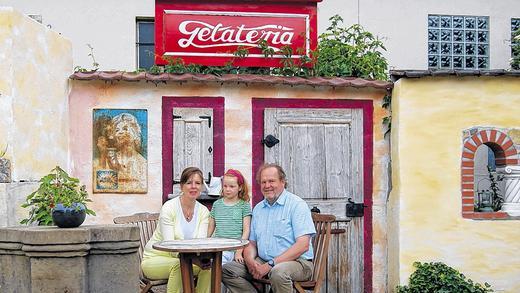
52;203;86;228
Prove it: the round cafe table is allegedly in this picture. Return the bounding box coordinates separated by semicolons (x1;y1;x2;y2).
153;238;248;293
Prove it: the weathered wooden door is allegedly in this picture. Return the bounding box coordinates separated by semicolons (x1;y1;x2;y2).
264;108;365;292
172;108;213;195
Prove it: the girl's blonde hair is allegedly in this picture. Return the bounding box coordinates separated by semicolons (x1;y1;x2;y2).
222;169;250;202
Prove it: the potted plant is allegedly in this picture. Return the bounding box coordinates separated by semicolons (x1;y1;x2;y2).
20;166;96;227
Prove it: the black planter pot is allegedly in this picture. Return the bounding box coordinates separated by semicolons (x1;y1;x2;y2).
52;203;86;228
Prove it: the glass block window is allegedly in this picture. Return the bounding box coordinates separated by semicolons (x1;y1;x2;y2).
428;15;489;69
136;19;155;70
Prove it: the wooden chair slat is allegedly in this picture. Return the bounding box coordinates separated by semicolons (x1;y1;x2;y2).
114;212;167;293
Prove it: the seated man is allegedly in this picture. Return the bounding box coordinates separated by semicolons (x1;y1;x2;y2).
222;163;316;293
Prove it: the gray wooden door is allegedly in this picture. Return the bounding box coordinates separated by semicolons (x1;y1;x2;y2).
172;108;213;195
264;108;365;293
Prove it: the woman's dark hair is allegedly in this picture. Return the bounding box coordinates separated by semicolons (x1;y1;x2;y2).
180;167;204;186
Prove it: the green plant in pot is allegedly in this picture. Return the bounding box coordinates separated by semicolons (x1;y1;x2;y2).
20;166;96;227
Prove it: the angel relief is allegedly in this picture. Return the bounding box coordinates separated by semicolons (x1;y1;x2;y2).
93;109;148;193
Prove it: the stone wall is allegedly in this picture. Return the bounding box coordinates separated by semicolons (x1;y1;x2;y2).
0;224;140;293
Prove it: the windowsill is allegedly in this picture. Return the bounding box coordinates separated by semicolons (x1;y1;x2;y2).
462;211;519;220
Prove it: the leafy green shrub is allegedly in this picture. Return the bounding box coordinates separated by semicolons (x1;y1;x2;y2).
315;15;388;80
396;262;493;293
20;166;95;225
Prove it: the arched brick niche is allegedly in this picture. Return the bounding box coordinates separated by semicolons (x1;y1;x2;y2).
461;129;519;219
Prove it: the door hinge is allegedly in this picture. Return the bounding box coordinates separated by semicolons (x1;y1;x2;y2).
346;197;366;217
199;116;212;128
261;134;280;148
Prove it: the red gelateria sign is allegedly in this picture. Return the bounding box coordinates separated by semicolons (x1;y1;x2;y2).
155;1;320;67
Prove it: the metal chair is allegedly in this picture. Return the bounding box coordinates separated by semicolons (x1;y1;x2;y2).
254;212;336;293
113;212;167;293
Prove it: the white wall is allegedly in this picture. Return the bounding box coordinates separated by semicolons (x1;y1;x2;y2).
0;0;154;71
319;0;520;70
2;0;518;71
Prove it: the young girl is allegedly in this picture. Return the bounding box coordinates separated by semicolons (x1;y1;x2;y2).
208;169;251;264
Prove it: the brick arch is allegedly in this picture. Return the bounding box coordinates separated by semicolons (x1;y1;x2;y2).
461;129;518;219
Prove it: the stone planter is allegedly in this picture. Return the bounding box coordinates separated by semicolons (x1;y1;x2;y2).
0;225;140;293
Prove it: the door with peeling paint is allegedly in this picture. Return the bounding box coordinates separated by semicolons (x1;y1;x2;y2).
264;108;365;293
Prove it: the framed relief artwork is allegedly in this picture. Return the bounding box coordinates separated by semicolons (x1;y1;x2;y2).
93;109;148;193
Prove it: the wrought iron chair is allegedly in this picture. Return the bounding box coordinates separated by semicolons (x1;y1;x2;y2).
254;212;336;293
113;212;167;293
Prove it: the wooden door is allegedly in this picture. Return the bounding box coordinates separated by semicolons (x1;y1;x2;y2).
264;108;365;292
172;108;213;195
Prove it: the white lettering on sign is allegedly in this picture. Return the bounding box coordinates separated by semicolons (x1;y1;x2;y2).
178;21;295;50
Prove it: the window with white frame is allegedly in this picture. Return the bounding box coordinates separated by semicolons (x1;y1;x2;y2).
428;15;489;69
136;19;155;70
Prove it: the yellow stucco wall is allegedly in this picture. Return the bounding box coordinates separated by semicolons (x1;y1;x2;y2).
69;80;390;292
0;7;72;180
390;76;520;292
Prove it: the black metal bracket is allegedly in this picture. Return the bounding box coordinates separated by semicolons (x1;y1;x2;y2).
199;116;212;128
346;197;366;217
261;134;280;148
173;115;182;119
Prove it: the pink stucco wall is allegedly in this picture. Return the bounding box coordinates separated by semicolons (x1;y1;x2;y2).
69;79;389;292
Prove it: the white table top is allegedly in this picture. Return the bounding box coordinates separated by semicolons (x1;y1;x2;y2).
153;238;248;253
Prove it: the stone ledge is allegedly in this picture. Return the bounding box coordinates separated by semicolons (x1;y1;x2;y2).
0;224;140;292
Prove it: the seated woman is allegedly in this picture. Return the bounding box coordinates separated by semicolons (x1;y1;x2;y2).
141;167;211;293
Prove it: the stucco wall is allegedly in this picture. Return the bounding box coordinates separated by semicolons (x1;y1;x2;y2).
0;7;71;181
69;79;390;292
390;76;520;292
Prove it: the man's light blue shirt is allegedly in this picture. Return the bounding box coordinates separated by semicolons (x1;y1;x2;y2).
250;189;316;261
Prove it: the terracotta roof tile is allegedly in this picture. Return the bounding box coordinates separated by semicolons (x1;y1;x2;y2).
70;71;393;90
391;69;520;80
